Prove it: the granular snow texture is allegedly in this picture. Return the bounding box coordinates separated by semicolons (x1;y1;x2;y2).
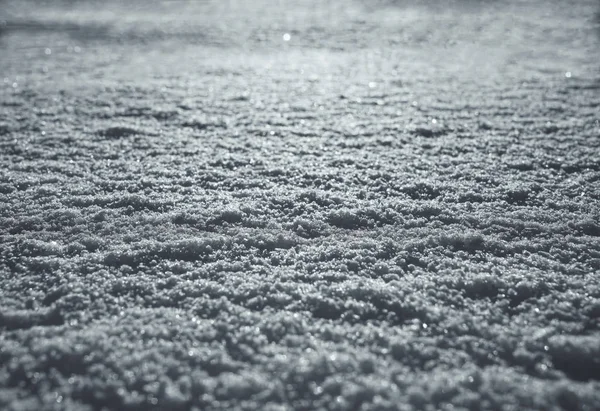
1;0;600;410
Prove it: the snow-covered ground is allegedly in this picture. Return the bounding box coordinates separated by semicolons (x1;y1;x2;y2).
1;1;600;410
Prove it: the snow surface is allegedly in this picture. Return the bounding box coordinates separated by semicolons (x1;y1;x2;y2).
1;0;600;410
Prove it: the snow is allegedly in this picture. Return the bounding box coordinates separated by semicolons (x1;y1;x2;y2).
1;0;600;410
